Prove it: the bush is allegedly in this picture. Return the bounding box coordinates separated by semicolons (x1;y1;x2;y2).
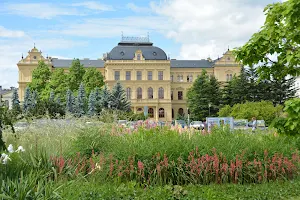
219;101;283;125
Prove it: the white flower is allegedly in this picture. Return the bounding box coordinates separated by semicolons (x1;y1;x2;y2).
15;146;25;153
1;153;11;164
7;144;14;153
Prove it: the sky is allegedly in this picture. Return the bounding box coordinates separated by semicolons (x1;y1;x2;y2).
0;0;283;88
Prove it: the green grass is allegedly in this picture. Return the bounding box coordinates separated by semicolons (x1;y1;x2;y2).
2;120;300;199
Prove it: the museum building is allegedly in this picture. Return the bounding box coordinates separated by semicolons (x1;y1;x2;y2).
17;36;241;121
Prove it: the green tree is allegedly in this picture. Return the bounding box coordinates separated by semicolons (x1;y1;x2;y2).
83;68;104;95
110;82;131;112
68;59;85;91
187;70;221;120
269;76;297;105
75;83;86;117
11;89;21;115
28;61;51;94
88;91;96;116
98;85;112;110
23;87;32;114
235;0;300;79
44;68;68;101
66;89;74;113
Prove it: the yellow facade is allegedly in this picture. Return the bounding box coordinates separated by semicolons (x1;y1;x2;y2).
17;40;241;122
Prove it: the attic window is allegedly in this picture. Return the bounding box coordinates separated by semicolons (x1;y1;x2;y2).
137;54;141;60
227;57;230;60
120;51;125;56
153;52;157;56
33;56;37;59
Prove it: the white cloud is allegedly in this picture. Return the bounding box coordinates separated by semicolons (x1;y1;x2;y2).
72;1;114;11
0;26;25;38
126;3;152;13
57;17;172;38
150;0;279;59
2;3;81;19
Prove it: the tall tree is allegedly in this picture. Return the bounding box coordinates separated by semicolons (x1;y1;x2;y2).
68;59;85;91
110;82;131;112
66;89;74;113
43;68;68;101
187;70;221;120
88;91;96;116
83;68;104;95
98;85;112;110
28;61;51;94
11;89;21;114
269;76;297;105
235;0;300;79
75;83;86;117
23;87;32;113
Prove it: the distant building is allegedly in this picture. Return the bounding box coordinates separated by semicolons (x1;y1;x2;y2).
17;37;242;121
0;86;16;109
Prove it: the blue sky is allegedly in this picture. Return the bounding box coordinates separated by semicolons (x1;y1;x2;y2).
0;0;281;88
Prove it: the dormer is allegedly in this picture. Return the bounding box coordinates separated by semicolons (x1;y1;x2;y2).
214;50;240;66
18;45;50;64
134;49;145;61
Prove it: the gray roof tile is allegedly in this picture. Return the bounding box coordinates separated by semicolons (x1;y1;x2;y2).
51;59;104;68
171;60;214;68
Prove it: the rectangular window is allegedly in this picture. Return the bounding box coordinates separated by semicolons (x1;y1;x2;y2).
126;71;131;80
114;71;120;80
137;71;142;80
171;91;173;100
158;71;163;80
178;91;183;100
148;71;152;80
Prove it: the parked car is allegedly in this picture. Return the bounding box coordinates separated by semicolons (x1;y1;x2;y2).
233;119;249;130
118;120;127;127
248;120;267;130
172;120;187;128
190;121;204;130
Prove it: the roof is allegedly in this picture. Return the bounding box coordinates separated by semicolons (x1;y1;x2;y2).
171;60;214;68
108;42;167;60
51;59;104;68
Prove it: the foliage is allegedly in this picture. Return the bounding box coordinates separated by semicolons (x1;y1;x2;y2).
97;85;112;111
68;59;85;92
23;87;32;114
28;61;51;95
272;98;300;135
74;83;86;117
219;101;283;125
82;68;104;95
11;89;21;115
234;0;300;79
65;89;74;114
44;68;68;101
110;82;131;112
187;70;221;120
87;91;96;116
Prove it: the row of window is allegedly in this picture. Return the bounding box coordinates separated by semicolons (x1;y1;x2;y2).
170;75;194;82
226;74;233;81
115;71;164;81
125;88;184;100
138;107;185;118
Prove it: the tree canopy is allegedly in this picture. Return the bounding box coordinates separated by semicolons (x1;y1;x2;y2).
235;0;300;79
28;61;51;94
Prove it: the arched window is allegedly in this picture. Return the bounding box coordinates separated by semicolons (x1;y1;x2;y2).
148;108;154;118
126;88;131;100
229;74;233;81
148;87;153;99
137;87;142;99
172;109;174;118
226;74;230;82
158;87;164;99
178;108;184;116
159;108;165;118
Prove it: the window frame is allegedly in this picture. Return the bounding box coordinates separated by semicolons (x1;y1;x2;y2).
136;71;142;80
148;71;153;80
158;71;163;80
178;91;183;100
126;88;131;100
137;87;143;99
159;108;165;118
148;87;153;99
158;87;164;99
126;71;131;80
114;71;120;81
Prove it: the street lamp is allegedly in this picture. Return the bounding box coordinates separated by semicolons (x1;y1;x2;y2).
187;107;190;128
208;103;211;117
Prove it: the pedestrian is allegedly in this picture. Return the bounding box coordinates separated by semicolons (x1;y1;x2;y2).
252;117;257;133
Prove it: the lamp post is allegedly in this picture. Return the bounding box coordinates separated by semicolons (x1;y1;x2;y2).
208;103;211;117
187;107;190;128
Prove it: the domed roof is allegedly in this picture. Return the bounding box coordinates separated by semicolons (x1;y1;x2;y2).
107;41;167;60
